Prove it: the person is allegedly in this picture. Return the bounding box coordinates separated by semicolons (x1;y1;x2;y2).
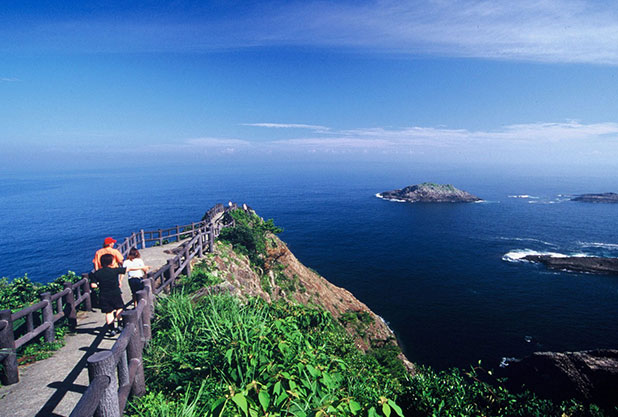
93;237;124;270
123;247;150;307
89;254;147;336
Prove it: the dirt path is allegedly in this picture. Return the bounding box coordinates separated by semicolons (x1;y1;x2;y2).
0;240;187;417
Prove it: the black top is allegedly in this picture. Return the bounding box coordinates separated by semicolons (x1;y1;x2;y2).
90;267;126;296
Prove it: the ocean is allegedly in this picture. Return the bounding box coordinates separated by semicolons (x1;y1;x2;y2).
1;162;617;370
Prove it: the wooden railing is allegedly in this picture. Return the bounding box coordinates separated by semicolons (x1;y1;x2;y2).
0;278;92;385
69;204;237;417
0;202;236;387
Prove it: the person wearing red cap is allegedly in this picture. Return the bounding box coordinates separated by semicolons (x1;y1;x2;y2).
93;237;124;270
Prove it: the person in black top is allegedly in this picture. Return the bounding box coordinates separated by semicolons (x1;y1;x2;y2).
90;253;146;336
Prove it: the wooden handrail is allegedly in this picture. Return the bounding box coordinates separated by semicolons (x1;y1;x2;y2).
1;202;242;404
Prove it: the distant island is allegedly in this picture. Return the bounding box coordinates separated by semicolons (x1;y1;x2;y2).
523;255;618;275
571;192;618;203
377;182;481;203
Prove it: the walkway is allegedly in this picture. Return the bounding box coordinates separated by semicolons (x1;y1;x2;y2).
0;241;187;417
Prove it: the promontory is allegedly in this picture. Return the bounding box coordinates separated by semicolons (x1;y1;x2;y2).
571;192;618;203
377;182;481;203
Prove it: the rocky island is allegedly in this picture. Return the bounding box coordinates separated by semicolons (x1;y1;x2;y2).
377;182;481;203
523;254;618;275
571;192;618;203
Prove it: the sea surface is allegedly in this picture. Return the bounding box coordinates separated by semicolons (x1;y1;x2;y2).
1;162;618;370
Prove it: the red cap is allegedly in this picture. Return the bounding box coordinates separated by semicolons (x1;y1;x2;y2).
104;237;117;245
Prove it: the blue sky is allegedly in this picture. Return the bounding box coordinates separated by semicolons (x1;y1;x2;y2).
2;0;618;173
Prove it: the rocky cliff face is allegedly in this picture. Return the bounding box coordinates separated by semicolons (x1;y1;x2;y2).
378;182;481;203
195;235;413;372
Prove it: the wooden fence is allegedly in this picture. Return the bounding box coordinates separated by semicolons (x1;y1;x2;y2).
69;204;236;417
0;202;236;388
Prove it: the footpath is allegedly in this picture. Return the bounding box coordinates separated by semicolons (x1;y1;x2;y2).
0;242;185;417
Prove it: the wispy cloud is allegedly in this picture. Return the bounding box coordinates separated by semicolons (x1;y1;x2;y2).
1;77;20;82
269;121;618;153
243;123;330;132
5;1;618;64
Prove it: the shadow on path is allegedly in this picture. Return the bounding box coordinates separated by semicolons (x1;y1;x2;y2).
34;326;110;417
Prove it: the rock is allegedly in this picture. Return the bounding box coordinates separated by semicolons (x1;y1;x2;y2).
498;349;618;410
523;255;618;275
572;193;618;203
378;182;481;203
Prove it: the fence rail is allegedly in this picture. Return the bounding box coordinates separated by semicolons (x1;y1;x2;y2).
1;202;243;416
0;202;238;388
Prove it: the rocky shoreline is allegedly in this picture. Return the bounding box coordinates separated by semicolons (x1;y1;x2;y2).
572;192;618;203
523;255;618;275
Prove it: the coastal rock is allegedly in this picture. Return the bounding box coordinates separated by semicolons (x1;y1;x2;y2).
523;255;618;275
572;193;618;203
498;349;618;410
378;182;481;203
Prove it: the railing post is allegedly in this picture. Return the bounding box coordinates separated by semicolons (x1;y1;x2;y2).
122;311;146;397
117;350;130;388
87;350;120;417
136;290;151;342
140;229;146;249
0;310;18;385
176;225;180;241
158;229;163;246
143;278;155;317
63;282;77;332
208;223;215;253
82;273;93;311
40;292;55;343
183;246;192;278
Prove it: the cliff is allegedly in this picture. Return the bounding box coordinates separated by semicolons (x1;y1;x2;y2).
195;232;414;372
378;182;481;203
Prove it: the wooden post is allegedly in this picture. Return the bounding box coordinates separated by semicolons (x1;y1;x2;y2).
158;229;163;246
183;246;192;278
63;282;77;332
87;350;120;417
122;311;146;397
176;225;180;241
140;229;146;249
40;292;55;343
143;278;155;317
208;223;215;253
136;290;151;342
82;273;93;311
117;350;130;388
197;231;204;257
0;310;18;385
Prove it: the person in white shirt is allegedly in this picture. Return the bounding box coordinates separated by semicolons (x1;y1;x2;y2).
123;247;150;307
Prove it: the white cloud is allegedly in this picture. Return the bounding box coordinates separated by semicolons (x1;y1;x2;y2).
243;123;330;132
185;137;252;147
1;77;20;82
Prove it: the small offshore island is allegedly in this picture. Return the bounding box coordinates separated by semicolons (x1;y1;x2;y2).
377;182;481;203
571;192;618;203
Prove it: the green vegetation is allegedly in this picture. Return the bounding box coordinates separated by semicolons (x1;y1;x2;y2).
218;209;282;270
130;291;404;417
0;271;83;364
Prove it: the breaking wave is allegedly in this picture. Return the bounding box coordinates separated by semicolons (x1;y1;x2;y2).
578;241;618;250
375;193;406;203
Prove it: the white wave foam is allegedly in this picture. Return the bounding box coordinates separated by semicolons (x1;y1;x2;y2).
375;193;406;203
578;241;618;250
508;195;539;199
502;249;589;262
502;249;569;262
498;237;557;247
